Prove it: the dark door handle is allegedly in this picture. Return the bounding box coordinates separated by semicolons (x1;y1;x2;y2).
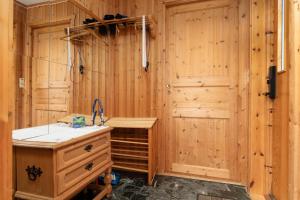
84;144;93;152
85;162;94;171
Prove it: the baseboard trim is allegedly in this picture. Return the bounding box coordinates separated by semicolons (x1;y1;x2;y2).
157;172;244;186
250;193;267;200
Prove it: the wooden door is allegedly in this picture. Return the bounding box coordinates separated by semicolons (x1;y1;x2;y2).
32;25;71;126
166;0;241;182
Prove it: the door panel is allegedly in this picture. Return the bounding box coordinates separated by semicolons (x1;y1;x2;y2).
32;25;70;126
166;0;240;181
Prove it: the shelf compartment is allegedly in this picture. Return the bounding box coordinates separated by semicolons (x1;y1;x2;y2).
113;165;148;173
112;152;148;160
113;158;148;173
111;129;148;145
111;128;148;139
112;148;148;156
112;143;148;150
111;139;148;145
111;136;148;143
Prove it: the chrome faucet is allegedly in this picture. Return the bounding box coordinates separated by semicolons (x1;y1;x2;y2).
92;98;105;126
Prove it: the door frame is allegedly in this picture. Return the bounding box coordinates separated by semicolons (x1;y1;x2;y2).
288;0;300;199
0;0;13;199
159;0;250;185
22;16;74;127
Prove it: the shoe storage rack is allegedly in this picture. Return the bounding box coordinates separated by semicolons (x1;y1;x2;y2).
105;118;158;185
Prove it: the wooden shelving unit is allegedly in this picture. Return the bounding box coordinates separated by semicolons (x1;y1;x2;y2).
61;15;156;41
105;118;158;185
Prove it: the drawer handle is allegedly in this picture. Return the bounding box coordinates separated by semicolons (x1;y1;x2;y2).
85;162;94;171
84;144;93;152
25;165;43;181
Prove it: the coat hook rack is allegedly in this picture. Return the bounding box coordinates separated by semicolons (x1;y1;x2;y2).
60;15;156;42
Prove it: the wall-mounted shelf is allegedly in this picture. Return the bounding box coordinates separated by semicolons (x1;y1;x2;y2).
61;15;156;41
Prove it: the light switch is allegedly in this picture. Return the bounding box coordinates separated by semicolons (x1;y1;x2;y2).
19;78;25;88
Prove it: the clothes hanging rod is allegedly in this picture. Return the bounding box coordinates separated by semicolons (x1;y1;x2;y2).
67;15;155;33
61;15;156;40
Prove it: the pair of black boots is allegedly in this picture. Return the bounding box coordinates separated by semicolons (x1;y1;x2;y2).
83;13;128;36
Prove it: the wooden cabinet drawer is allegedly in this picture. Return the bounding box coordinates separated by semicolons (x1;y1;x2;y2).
57;148;111;195
56;132;110;171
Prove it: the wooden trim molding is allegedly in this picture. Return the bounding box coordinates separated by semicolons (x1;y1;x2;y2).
0;0;13;199
162;0;208;6
288;0;300;199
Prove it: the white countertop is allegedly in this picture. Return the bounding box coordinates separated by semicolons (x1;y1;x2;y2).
13;123;109;143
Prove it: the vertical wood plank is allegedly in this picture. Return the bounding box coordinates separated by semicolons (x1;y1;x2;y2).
0;0;13;199
288;0;300;199
249;0;268;196
237;0;250;184
264;0;275;194
272;0;289;198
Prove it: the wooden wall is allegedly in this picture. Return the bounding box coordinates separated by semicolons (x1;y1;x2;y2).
0;0;13;199
112;1;158;118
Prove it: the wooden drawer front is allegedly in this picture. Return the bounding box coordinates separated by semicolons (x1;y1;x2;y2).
57;148;110;195
57;132;110;171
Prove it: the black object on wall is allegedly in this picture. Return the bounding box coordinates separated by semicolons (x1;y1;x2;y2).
83;18;98;30
266;65;277;100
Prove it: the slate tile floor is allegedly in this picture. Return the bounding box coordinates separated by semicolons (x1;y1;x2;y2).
74;171;251;200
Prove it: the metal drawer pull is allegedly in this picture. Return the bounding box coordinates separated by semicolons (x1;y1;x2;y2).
84;144;93;152
26;165;43;181
85;162;94;171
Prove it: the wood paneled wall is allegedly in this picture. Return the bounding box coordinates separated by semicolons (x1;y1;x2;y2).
113;0;158;118
0;0;13;199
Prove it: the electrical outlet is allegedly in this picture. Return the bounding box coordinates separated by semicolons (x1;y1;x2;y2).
19;78;25;88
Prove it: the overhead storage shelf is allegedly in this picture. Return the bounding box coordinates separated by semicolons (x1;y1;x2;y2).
62;15;156;41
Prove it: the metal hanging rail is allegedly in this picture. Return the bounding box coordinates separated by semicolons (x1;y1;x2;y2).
60;15;156;42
